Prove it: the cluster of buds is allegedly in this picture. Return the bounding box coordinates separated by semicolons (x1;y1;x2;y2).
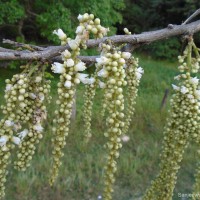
95;42;133;200
49;13;109;185
123;57;144;135
14;71;51;171
143;39;200;200
0;62;50;198
83;74;98;140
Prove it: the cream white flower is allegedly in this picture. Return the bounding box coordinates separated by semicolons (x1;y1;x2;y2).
17;129;28;140
76;73;89;84
35;76;42;83
13;123;22;131
53;29;67;40
5;84;12;92
174;75;181;80
122;52;131;59
85;77;95;85
38;93;45;101
5;120;14;127
187;94;194;99
195;90;200;99
77;14;83;22
180;86;189;94
172;84;180;91
65;59;74;67
135;67;144;80
74;61;86;71
62;50;71;59
96;56;109;65
12;136;21;145
76;25;85;34
100;27;109;35
33;124;43;133
51;62;65;74
99;81;106;88
64;80;72;88
121;135;130;142
0;136;8;148
68;39;79;50
97;68;109;78
189;77;199;85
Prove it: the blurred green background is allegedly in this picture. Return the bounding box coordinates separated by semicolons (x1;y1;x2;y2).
0;0;200;199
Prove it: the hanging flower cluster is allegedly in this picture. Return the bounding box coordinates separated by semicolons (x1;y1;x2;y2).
49;13;109;185
0;62;50;198
83;73;98;140
94;42;129;200
123;57;144;135
143;38;200;200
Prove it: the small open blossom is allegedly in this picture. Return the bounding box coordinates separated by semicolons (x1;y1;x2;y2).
65;59;74;67
74;61;86;71
76;73;89;84
76;25;85;34
135;67;144;80
189;77;199;85
5;120;14;127
180;86;189;94
5;84;12;92
172;84;180;91
187;94;194;99
38;93;45;101
97;68;109;78
195;90;200;99
85;77;95;85
121;135;130;142
77;14;83;22
174;75;181;80
12;136;21;145
62;50;71;59
64;80;72;88
100;27;109;35
53;29;67;40
96;57;109;65
122;52;131;59
68;39;79;50
35;76;42;83
99;81;106;88
17;129;28;140
0;136;8;148
33;124;43;133
51;62;65;74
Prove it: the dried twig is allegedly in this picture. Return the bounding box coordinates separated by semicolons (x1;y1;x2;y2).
182;8;200;25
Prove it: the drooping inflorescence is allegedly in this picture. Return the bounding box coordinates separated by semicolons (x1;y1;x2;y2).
83;72;98;140
122;57;143;135
0;62;51;198
143;38;200;200
49;13;109;185
94;41;143;200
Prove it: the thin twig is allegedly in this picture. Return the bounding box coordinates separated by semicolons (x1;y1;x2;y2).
182;8;200;25
3;39;44;51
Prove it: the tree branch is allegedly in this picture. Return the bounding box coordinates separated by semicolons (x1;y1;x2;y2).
1;19;200;63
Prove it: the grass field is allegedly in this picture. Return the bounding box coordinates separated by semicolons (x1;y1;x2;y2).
0;55;199;200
